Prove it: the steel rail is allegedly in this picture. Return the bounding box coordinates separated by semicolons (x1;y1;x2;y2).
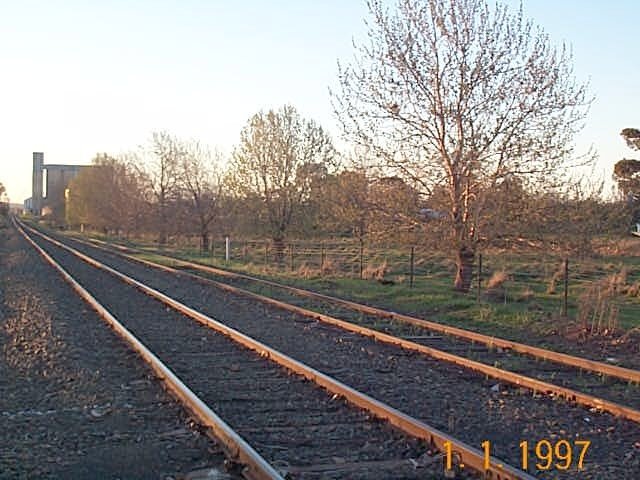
42;224;640;423
81;234;640;385
13;218;285;480
20;220;535;480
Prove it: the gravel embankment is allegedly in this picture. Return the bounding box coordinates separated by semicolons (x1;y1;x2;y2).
0;223;232;479
34;226;640;479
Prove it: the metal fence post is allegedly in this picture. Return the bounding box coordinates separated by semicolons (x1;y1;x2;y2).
321;243;326;276
359;240;364;279
563;257;569;317
477;253;483;303
289;244;294;272
410;246;415;288
264;241;268;266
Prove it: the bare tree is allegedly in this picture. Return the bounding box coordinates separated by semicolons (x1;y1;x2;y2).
180;141;224;251
137;131;184;245
334;0;592;291
229;105;336;257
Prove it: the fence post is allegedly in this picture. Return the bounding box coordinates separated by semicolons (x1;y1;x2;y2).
477;253;483;303
321;243;326;276
410;246;415;288
264;241;268;266
562;257;569;317
359;240;364;279
225;236;230;262
212;240;215;261
289;244;294;272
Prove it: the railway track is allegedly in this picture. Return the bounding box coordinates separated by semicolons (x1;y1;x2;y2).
18;219;640;478
79;236;639;377
15;220;524;480
46;227;640;416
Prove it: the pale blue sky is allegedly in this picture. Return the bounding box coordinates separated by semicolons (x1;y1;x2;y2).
0;1;637;203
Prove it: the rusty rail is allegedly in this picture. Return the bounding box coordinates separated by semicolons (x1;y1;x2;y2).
20;219;535;480
39;225;640;424
14;218;285;480
81;234;640;385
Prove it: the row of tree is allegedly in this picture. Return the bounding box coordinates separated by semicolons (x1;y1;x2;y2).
65;110;427;251
63;0;633;291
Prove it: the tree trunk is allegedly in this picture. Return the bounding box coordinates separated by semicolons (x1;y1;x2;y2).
454;246;475;292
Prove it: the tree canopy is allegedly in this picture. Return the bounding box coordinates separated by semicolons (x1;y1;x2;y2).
614;128;640;205
333;0;591;290
228;105;336;253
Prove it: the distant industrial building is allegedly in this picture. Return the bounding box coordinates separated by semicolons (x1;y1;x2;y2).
25;152;90;223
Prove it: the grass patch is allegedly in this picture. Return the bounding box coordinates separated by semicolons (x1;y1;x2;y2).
44;223;640;347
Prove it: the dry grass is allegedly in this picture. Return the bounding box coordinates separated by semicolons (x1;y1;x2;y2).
296;262;316;279
577;280;620;336
595;237;640;257
546;265;566;295
517;287;535;302
575;266;632;337
626;281;640;297
609;266;628;290
362;260;389;281
484;271;509;303
486;270;508;290
321;257;336;276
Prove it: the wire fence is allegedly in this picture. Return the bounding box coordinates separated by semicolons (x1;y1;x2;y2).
141;235;640;334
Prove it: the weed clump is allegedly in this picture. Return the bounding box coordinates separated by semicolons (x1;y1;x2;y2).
362;260;389;282
485;271;509;302
321;257;336;276
577;274;623;337
546;265;566;295
517;287;535;302
296;262;316;278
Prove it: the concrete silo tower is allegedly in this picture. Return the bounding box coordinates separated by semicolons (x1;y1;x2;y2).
32;152;44;215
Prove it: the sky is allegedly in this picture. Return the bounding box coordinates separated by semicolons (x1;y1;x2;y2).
0;0;638;204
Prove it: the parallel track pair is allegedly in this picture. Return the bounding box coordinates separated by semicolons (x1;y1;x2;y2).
17;219;640;479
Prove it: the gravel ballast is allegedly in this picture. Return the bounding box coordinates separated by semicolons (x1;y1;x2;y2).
0;223;232;479
33;224;640;479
